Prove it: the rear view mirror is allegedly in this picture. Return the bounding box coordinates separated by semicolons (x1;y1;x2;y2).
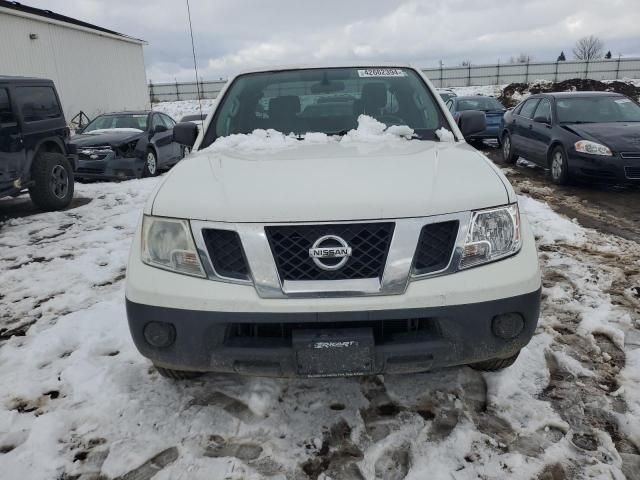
458;110;486;137
173;122;198;148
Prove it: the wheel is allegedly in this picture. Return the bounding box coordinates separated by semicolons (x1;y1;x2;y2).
142;149;158;177
549;146;570;185
501;132;517;164
28;152;74;211
469;351;520;371
155;366;203;380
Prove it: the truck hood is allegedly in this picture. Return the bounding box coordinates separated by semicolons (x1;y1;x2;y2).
151;140;510;222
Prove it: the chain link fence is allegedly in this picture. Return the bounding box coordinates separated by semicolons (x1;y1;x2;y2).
149;57;640;102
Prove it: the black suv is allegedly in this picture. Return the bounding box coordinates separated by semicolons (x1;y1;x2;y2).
0;76;76;210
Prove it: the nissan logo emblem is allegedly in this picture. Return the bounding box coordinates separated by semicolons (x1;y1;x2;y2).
308;235;352;271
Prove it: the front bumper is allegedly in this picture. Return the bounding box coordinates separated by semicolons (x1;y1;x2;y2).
75;152;144;180
568;151;640;184
125;217;541;376
127;289;541;377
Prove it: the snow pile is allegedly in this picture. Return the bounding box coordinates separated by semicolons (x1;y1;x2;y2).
435;127;455;142
198;114;415;155
340;115;415;142
153;99;216;122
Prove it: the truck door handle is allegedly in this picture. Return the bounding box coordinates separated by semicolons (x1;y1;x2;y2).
528;124;533;129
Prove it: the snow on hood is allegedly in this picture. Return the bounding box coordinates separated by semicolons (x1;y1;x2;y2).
151;116;508;222
199;115;415;155
435;127;455;142
84;128;143;135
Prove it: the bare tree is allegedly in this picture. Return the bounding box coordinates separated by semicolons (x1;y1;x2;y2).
509;53;533;64
573;35;604;60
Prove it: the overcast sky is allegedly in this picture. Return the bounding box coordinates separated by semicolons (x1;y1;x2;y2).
26;0;640;83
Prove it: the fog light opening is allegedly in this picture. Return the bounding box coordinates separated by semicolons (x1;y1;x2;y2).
492;313;524;340
143;321;176;348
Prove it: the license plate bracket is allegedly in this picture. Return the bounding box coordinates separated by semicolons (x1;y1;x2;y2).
292;328;374;377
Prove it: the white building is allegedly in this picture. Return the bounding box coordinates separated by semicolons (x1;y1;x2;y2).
0;0;149;123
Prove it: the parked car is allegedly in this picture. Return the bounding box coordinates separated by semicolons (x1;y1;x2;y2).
125;65;541;380
436;88;457;102
500;92;640;184
0;76;76;210
70;111;185;180
446;95;506;142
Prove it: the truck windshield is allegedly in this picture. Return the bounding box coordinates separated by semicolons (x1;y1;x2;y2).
556;96;640;123
205;67;446;146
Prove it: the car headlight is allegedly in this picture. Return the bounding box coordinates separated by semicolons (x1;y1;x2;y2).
141;215;205;277
460;204;521;269
118;139;140;158
574;140;612;156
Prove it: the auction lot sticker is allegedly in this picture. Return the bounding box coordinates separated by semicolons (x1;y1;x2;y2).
358;68;406;77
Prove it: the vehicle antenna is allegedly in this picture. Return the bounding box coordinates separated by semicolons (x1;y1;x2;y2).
186;0;204;131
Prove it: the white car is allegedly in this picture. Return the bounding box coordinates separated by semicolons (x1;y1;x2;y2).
125;65;541;379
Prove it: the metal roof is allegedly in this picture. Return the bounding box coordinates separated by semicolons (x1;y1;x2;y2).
0;0;145;44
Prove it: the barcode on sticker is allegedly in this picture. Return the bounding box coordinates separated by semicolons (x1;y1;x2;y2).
358;68;406;78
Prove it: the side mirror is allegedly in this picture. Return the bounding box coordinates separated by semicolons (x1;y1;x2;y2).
533;115;550;124
458;110;486;137
153;124;168;134
173;122;198;148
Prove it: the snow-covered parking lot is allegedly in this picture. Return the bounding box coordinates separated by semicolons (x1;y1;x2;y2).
1;114;640;480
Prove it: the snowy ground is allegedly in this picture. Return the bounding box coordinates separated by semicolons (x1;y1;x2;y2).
153;99;216;122
1;115;640;479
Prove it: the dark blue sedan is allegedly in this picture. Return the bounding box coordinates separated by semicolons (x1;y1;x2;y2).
500;92;640;184
445;95;506;142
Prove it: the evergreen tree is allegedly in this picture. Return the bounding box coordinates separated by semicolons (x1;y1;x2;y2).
605;50;612;59
557;51;566;61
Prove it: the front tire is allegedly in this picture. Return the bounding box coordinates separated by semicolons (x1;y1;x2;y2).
549;146;570;185
501;132;517;164
155;366;203;380
28;152;74;211
469;351;520;371
142;149;158;177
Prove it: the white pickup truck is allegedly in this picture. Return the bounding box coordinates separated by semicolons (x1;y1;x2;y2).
125;65;541;379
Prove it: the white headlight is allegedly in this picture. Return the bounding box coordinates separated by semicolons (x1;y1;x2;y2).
574;140;612;156
460;204;522;269
141;215;205;277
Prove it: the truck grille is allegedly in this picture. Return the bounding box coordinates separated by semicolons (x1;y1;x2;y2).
413;221;459;275
265;223;394;281
202;229;250;280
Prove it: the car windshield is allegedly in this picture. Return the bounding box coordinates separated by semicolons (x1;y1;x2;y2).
83;114;148;133
556;96;640;123
456;97;504;112
209;67;446;143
